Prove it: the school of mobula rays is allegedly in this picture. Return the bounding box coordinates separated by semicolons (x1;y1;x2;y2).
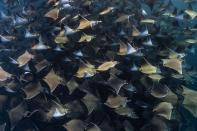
0;0;197;131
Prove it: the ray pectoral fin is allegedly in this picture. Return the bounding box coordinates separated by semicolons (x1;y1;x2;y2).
182;85;197;117
43;69;63;92
162;58;182;74
44;8;59;20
